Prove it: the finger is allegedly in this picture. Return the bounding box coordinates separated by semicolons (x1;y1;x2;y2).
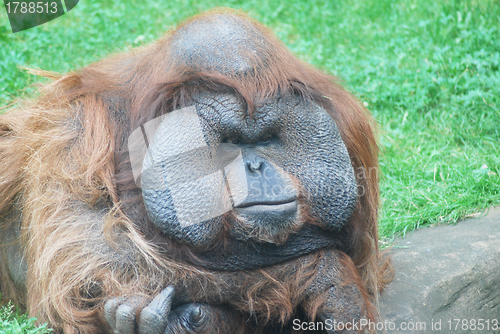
177;304;206;329
139;286;175;334
104;297;125;332
116;297;147;334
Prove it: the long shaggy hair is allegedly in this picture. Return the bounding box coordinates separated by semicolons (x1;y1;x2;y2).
0;8;391;333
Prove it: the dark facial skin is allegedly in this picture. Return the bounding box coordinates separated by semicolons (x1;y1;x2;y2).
136;14;357;273
141;91;357;270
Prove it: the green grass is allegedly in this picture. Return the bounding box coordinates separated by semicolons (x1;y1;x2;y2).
0;0;499;327
0;300;51;333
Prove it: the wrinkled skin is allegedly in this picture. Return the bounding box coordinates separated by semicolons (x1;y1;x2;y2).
1;12;374;334
140;14;357;271
103;287;242;334
141;92;357;269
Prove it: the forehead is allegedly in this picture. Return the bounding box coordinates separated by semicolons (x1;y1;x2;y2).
169;14;270;75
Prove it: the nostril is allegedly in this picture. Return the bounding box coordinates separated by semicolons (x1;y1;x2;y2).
248;160;262;171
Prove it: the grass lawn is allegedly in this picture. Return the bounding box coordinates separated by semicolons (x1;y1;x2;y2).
0;0;499;331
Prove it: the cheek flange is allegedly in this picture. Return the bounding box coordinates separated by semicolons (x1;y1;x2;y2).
279;99;358;231
136;106;248;245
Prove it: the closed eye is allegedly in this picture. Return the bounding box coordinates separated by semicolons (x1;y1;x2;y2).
260;134;275;144
222;137;240;145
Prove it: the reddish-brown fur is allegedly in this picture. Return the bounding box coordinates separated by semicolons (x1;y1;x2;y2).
0;8;391;333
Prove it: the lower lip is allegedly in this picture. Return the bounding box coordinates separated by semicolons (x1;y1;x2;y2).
235;201;297;213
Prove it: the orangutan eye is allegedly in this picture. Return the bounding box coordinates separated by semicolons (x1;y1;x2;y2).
260;134;274;144
223;137;240;145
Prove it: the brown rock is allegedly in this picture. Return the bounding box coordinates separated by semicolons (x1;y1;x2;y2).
379;207;500;333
